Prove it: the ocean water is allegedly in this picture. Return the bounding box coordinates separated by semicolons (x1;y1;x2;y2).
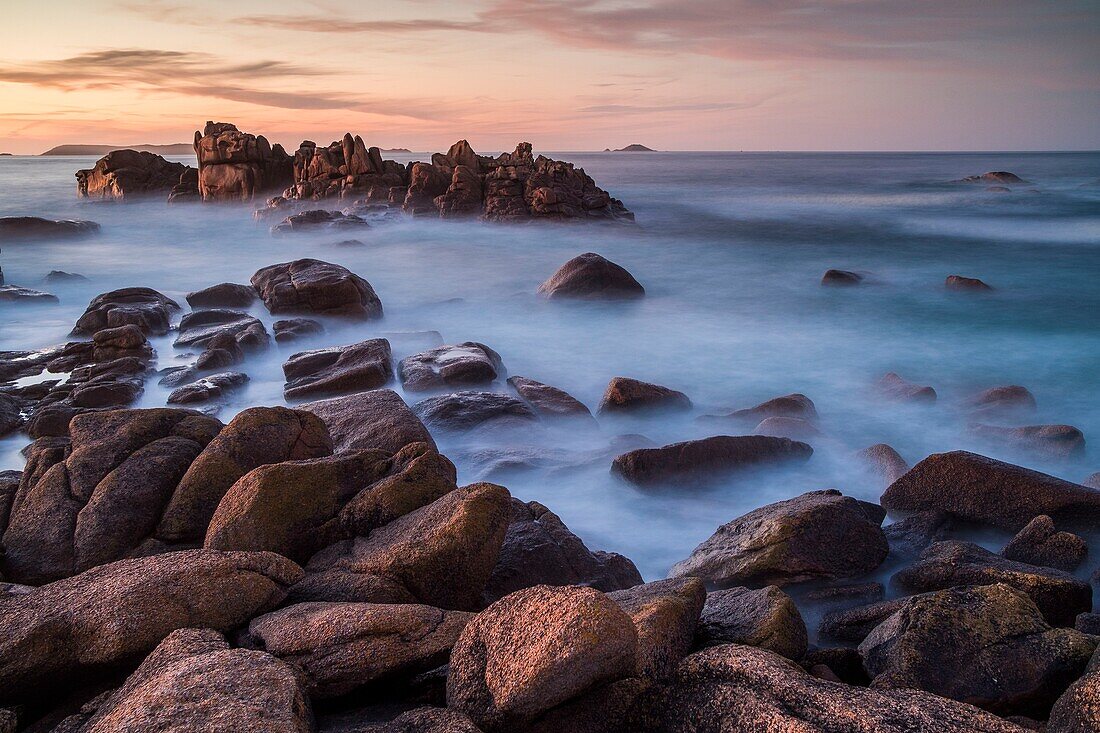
1;151;1098;584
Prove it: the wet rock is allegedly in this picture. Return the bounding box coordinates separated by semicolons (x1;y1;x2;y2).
611;435;812;487
635;643;1027;732
293;482;510;610
90;324;149;361
955;171;1029;185
971;423;1086;459
859;583;1096;718
966;385;1037;416
609;578;706;680
43;270;88;283
194;121;293;201
283;338;393;399
413;391;537;433
185;282;257;308
194;332;244;369
821;268;864;286
0;284;58;303
699;393;818;426
819;598;908;643
248;602;472;698
597;376;691;415
892;540;1091;626
877;372;936;403
174;309;267;350
274;317;324;343
0;216;99;241
0;549;301;701
252;258;382;317
155;406;331;543
399;343;504;392
753;415;820;442
167;371;249;404
695;586;808;660
72;287;179;336
1002;515;1087;571
537;253;644;300
272;209;370;234
484;498;641;604
75;149;193;200
669;489;888;588
507;375;592;419
447;585;638;732
53;628;312;733
946;274;993;291
2;407;223;583
857;443;910;485
880;450;1100;530
301;389;435;454
883;510;955;560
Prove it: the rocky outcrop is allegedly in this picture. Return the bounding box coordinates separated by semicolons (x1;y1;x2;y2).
611;435;813;487
670;489;888;588
75;149;193;200
72;287;179;335
0;216;99;241
286;133;406;201
185;282;257;308
598;377;691;415
695;586;808;660
283;339;394;399
946;274;993;291
193;121;293;201
300;389;435;454
252;259;382;317
538;253;645;300
399;342;504;392
1001;515;1087;571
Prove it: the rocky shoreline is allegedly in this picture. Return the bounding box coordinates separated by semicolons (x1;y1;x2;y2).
0;236;1097;732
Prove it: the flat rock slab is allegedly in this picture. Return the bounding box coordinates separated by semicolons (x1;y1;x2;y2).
611;435;812;487
283;339;393;400
0;285;58;303
185;282;257;308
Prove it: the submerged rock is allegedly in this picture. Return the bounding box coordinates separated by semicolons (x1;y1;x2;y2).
611;435;812;487
0;284;58;303
399;342;504;392
252;258;382;317
507;375;592;419
0;216;99;241
954;171;1029;185
821;269;864;286
946;274;993;291
272;209;369;234
965;385;1037;416
877;372;937;403
273;317;324;343
702;393;818;425
283;339;394;400
970;423;1086;459
413;391;538;433
537;253;645;300
598;376;691;415
857;443;910;485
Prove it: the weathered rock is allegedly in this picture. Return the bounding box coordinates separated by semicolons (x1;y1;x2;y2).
611;435;812;487
248;602;472;698
1002;515;1087;571
399;343;504;392
252;258;382;317
91;324;150;363
283;339;393;399
946;274;994;291
0;394;21;436
0;216;99;241
860;583;1096;717
294;482;510;610
0;470;19;533
319;706;483;733
857;443;910;485
1048;644;1100;733
966;385;1037;416
272;209;369;234
194;121;293;201
537;253;644;300
274;317;324;343
695;586;808;660
185;282;257;308
484;498;641;604
2;408;223;583
413;391;538;433
609;578;706;680
878;372;937;403
892;540;1091;626
72;287;179;335
821;269;863;286
669;489;888;588
0;284;58;303
819;598;909;643
403;162;451;215
155;406;332;544
174;309;267;350
301;389;435;454
53;628;312;733
447;585;638;732
883;510;956;560
75;149;193;200
1075;613;1100;635
439;165;484;218
971;423;1086;459
0;549;302;701
167;371;249;404
634;644;1026;732
597;377;691;415
881;450;1100;530
507;376;592;419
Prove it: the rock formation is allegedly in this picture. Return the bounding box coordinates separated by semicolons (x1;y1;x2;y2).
193;121;293;202
75;149;195;200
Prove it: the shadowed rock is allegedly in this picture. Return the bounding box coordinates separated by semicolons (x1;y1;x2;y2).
537;253;644;300
971;423;1086;459
1002;515;1087;571
946;274;993;291
821;269;863;286
1048;644;1100;733
273;317;324;343
857;443;910;485
609;578;706;680
72;287;179;336
611;435;812;487
413;391;538;434
167;371;249;404
696;585;807;660
954;171;1029;185
0;285;58;303
75;149;193;201
252;259;382;317
272;209;369;234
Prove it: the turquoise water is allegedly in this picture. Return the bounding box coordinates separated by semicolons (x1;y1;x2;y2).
1;151;1098;580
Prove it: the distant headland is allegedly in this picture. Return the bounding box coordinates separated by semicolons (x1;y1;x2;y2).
603;144;658;152
41;143;195;156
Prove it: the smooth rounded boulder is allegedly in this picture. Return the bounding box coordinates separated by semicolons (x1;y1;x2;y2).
300;388;435;453
507;375;592;419
251;258;383;317
537;253;645;300
597;376;691;415
611;435;812;487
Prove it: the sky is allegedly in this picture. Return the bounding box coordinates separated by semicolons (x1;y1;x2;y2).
0;0;1097;154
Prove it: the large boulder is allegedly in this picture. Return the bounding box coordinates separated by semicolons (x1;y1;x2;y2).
283;339;394;399
670;489;888;588
537;253;644;300
507;376;592;419
597;377;690;415
173;309;267;350
859;583;1096;717
1048;645;1100;733
484;498;641;604
155;406;332;544
300;389;435;453
0;549;301;702
695;586;808;660
611;435;812;487
185;282;257;308
634;644;1027;732
247;602;472;698
0;216;99;241
252;259;383;317
891;540;1092;627
71;287;179;335
292;482;511;610
447;585;638;732
609;578;706;680
75;149;193;200
413;391;538;434
1;408;223;583
971;423;1086;459
54;628;312;732
880;450;1100;530
399;343;504;392
1001;515;1087;571
193;121;293;201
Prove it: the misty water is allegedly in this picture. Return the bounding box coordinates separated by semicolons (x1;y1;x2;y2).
2;151;1099;592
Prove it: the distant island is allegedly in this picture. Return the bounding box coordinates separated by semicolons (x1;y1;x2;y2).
41;143;195;156
382;148;412;153
603;144;657;152
0;152;12;156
